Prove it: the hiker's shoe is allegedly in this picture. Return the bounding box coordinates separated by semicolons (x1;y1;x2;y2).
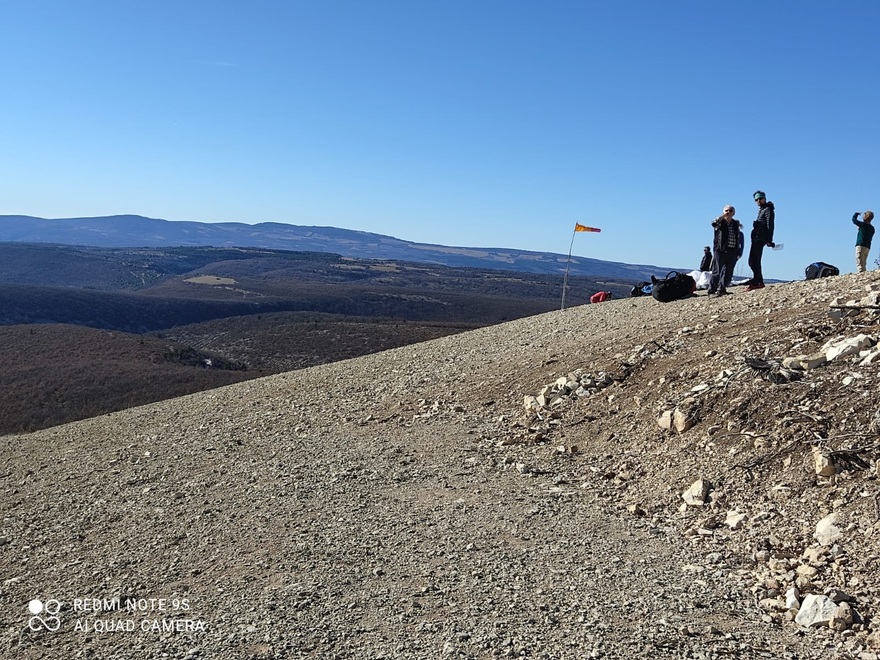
716;290;730;296
746;283;765;291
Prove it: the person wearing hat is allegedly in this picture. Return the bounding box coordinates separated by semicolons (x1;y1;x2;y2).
699;245;712;272
707;205;741;297
852;210;875;272
590;290;613;304
746;190;775;290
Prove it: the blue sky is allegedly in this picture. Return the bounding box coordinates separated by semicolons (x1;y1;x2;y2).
2;1;878;281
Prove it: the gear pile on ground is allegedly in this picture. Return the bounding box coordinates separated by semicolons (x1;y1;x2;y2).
2;272;880;659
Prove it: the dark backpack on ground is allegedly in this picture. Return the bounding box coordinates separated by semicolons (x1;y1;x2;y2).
630;281;652;297
805;262;839;280
651;271;696;303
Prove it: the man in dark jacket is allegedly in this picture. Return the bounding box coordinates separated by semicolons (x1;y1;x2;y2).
723;227;745;287
708;205;741;296
699;246;712;272
746;190;775;290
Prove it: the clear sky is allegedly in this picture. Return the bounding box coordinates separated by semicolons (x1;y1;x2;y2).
2;1;878;281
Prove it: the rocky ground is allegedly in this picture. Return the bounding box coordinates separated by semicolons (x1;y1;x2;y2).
2;271;880;660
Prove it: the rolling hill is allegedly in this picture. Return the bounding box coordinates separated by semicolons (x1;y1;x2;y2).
0;214;685;280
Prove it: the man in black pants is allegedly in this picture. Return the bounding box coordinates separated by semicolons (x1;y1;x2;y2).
708;205;741;296
746;190;775;290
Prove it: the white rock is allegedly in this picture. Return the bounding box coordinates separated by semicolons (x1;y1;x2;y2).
814;513;843;546
860;349;880;366
785;587;800;611
682;478;710;506
795;594;838;628
725;511;747;530
824;334;875;362
657;410;674;430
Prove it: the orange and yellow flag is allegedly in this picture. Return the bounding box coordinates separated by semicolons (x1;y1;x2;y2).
574;223;601;233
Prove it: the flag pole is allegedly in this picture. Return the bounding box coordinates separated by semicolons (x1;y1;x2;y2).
561;223;600;311
560;227;577;311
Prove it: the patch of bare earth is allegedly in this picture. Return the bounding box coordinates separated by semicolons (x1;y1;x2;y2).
3;272;880;659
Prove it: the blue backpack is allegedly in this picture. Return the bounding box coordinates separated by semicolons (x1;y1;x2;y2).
805;262;839;280
630;281;653;297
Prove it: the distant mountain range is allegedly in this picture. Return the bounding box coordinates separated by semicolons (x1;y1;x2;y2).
0;214;682;281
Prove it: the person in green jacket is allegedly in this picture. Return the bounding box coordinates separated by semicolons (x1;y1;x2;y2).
852;210;875;272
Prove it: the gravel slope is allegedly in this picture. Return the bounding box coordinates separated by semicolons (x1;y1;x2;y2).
3;272;880;659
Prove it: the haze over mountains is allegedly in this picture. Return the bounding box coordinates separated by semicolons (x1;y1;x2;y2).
0;214;684;281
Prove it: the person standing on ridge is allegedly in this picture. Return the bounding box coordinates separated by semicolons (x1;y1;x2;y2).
746;190;775;290
721;223;745;288
728;223;745;287
707;205;741;297
852;210;875;272
699;246;712;272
